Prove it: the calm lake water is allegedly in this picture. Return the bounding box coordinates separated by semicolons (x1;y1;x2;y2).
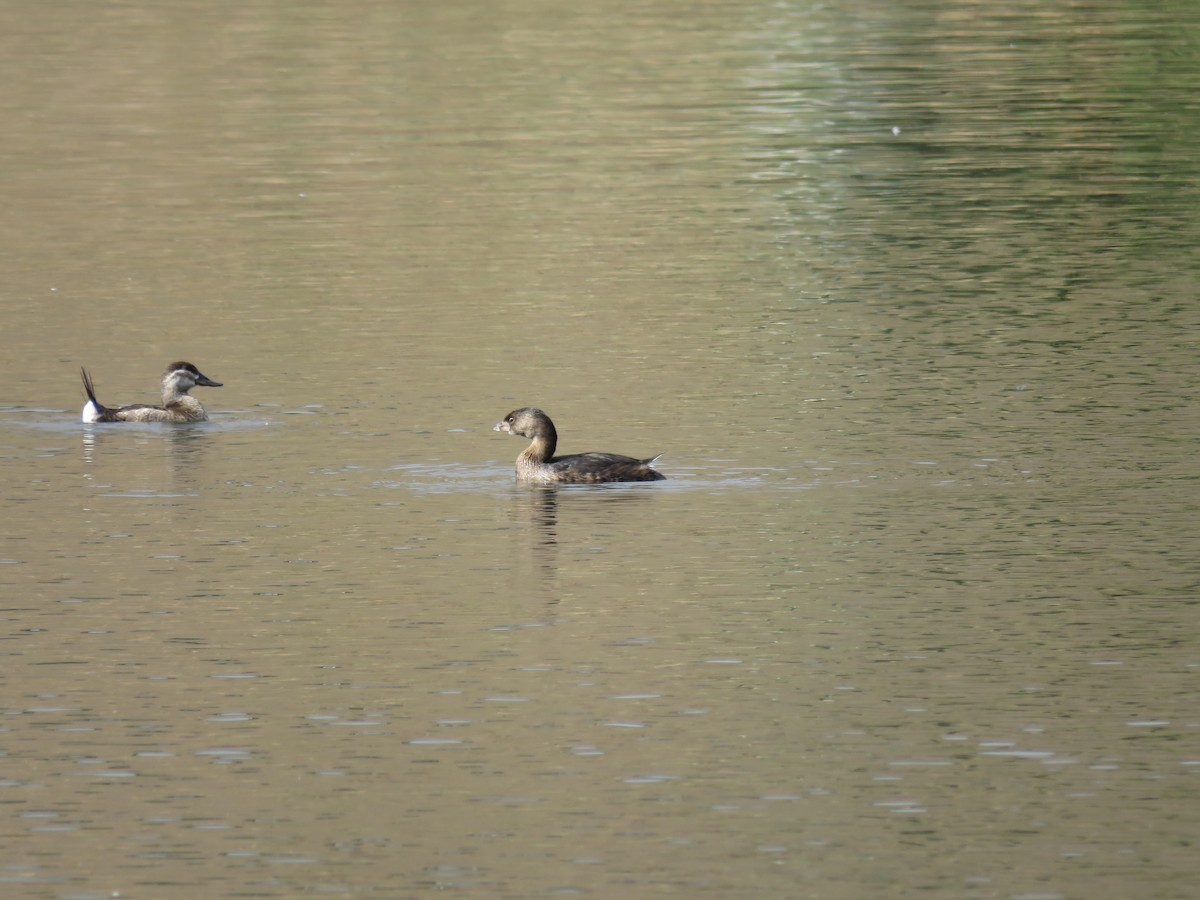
2;1;1198;898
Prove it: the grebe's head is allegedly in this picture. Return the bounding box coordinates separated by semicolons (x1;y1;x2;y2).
494;407;554;439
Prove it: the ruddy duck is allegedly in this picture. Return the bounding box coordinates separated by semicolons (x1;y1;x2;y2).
494;407;665;484
81;361;223;423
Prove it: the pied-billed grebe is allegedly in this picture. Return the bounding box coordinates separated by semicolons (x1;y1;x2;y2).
494;407;665;484
81;361;223;423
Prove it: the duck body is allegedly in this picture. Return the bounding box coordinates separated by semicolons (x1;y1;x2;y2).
494;407;665;484
81;361;223;423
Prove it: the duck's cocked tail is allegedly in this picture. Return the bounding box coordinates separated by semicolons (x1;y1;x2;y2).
80;367;106;423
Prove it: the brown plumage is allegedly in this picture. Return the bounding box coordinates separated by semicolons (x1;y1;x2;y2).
81;361;223;423
494;407;665;484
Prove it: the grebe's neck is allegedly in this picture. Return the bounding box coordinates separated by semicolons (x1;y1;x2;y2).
522;425;557;463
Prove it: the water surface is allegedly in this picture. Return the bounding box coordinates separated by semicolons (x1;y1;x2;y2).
2;1;1198;897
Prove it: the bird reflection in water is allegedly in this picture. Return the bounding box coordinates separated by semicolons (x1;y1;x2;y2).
507;483;661;588
81;422;215;493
